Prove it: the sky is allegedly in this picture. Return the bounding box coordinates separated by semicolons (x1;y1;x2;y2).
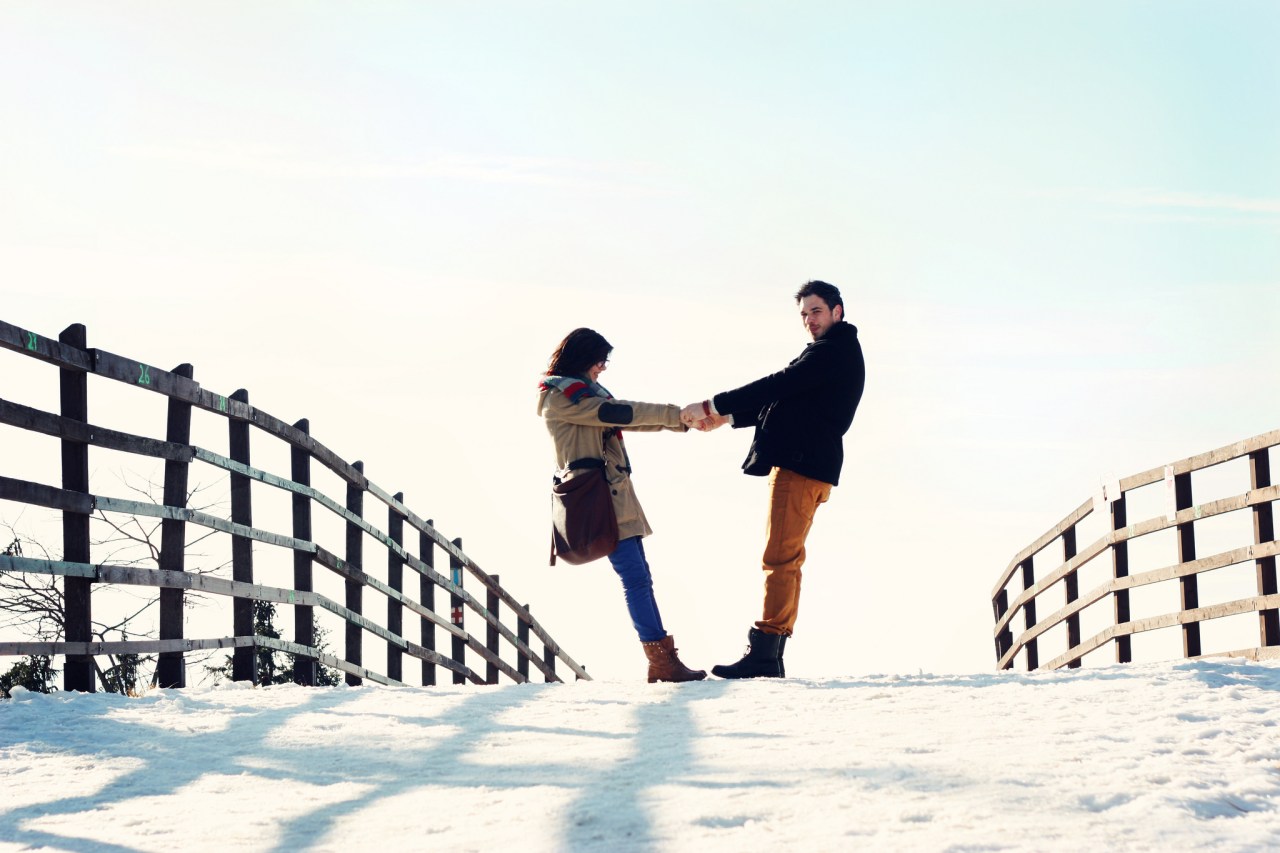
6;660;1280;850
1;2;1278;682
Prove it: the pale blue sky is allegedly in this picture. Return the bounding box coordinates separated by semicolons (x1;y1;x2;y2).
2;3;1277;677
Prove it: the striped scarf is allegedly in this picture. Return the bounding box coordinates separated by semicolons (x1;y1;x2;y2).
539;375;624;442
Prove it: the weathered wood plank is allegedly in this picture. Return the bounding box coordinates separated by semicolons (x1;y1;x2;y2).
0;398;192;462
291;419;315;687
404;639;481;683
994;428;1280;598
0;475;94;514
465;632;524;684
998;539;1280;670
1019;559;1037;670
992;498;1094;598
229;388;255;683
0;320;94;371
450;538;465;685
92;494;314;553
387;494;405;683
1040;592;1280;671
1118;429;1280;494
2;320;590;685
88;564;411;684
517;603;531;681
206;452;576;680
487;578;500;684
0;553;98;578
392;517;580;681
1253;450;1279;647
0;637;254;657
157;363;194;689
345;461;365;687
59;323;94;693
247;636;401;686
1063;526;1081;669
194;447;400;556
1174;471;1201;658
4;456;567;685
420;526;437;687
313;546;466;640
91;348;203;403
991;484;1280;640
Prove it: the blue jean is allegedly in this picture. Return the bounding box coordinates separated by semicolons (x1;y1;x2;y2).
607;536;667;642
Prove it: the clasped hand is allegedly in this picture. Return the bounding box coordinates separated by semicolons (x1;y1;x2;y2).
680;402;727;432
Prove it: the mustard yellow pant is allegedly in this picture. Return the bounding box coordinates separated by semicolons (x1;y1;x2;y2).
756;467;832;636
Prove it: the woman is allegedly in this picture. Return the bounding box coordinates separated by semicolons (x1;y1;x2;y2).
537;327;706;683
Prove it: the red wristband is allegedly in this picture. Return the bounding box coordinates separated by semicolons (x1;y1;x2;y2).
702;400;712;418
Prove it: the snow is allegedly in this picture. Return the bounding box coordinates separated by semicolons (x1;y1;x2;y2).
5;660;1280;851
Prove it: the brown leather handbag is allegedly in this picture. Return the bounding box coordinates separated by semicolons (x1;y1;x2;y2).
550;458;619;565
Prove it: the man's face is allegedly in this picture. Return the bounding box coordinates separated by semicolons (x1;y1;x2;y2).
799;294;842;340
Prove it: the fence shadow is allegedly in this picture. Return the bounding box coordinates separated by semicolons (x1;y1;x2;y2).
1;681;758;852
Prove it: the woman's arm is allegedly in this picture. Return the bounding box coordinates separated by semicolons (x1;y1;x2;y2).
545;392;684;429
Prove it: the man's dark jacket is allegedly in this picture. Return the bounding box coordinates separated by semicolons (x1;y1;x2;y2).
713;321;865;487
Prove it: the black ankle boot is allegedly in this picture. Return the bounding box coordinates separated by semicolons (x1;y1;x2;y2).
711;627;786;679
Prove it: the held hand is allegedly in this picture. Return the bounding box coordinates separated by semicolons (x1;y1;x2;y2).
679;402;706;427
695;413;728;432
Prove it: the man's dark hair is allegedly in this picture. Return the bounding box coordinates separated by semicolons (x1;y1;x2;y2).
794;280;844;316
546;328;613;378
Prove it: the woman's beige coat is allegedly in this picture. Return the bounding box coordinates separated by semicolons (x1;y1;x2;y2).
537;387;685;541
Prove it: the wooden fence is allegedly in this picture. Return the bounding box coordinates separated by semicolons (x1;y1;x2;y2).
992;428;1280;671
0;320;589;690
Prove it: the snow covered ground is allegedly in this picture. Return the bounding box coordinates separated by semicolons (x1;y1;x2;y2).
5;659;1280;851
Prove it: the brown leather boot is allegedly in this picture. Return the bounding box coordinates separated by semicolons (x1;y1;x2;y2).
642;635;707;683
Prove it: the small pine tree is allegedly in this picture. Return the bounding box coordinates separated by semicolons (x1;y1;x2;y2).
0;655;58;698
303;619;343;687
100;631;144;696
206;599;341;686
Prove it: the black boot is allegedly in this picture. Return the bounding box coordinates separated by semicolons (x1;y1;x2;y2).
711;627;786;679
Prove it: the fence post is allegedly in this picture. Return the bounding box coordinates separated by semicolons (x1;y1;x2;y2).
544;640;556;683
1252;450;1279;646
1019;557;1038;670
420;523;436;686
451;537;465;684
229;389;255;683
387;493;405;683
993;590;1013;668
518;604;531;681
1063;526;1081;668
487;577;500;685
1112;495;1132;663
58;323;94;693
156;363;194;689
291;419;315;686
1175;472;1201;658
345;462;365;687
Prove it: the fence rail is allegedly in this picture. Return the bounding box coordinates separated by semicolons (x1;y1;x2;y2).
0;320;589;690
992;428;1279;671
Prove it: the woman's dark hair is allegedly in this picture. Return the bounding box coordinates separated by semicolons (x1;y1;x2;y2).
546;328;613;378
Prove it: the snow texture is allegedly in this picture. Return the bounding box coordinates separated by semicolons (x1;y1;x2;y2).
5;660;1280;851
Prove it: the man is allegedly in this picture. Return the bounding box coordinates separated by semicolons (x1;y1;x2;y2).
680;280;865;678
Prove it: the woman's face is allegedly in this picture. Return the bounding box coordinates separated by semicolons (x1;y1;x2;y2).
586;357;608;383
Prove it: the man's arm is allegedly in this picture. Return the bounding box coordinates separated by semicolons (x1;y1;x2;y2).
680;340;838;428
713;342;837;416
